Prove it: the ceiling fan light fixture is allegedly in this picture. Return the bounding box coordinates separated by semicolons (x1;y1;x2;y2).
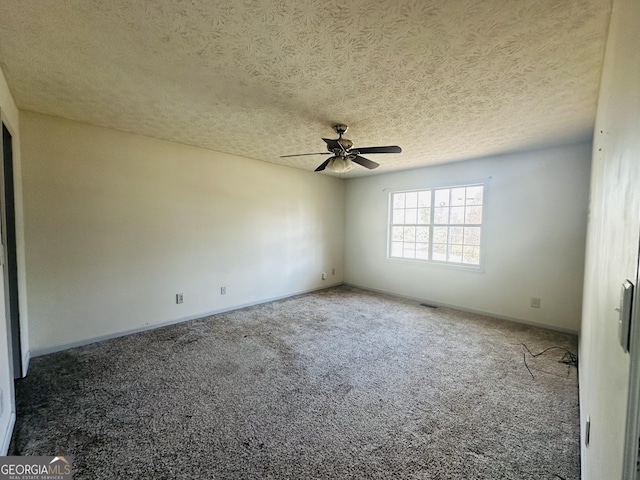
326;156;355;173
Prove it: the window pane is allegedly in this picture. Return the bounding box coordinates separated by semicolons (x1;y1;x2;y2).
449;227;463;245
405;208;418;224
403;243;416;258
463;246;480;265
466;186;483;205
435;189;450;207
418;191;431;208
417;207;431;224
464;227;481;246
451;188;466;206
450;206;465;224
465;206;483;224
434;206;449;224
416;226;429;243
391;226;404;241
405;191;418;208
448;244;463;263
393;209;405;224
433;244;446;261
403;226;416;242
393;193;405;208
433;226;447;244
388;185;483;268
416;243;429;259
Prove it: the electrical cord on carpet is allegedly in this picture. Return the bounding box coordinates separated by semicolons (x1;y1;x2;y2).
521;343;578;379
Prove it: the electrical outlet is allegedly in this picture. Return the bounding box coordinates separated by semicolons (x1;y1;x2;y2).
221;287;226;295
530;297;541;308
176;293;184;304
322;272;326;280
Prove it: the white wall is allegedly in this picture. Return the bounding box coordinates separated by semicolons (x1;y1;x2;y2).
21;112;345;353
579;0;640;477
344;143;591;333
0;64;26;453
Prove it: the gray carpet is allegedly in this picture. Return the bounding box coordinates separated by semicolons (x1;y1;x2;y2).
10;286;580;479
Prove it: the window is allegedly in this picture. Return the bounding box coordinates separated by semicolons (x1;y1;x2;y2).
389;184;484;266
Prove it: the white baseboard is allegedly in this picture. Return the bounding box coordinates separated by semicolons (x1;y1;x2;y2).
1;411;16;455
30;281;577;358
31;283;344;357
344;282;579;336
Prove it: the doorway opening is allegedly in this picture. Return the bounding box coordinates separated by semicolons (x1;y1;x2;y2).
1;122;21;379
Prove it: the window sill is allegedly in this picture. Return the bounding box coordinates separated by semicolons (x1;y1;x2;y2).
385;256;485;273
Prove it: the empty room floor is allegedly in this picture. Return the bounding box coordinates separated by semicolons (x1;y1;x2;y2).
9;286;579;479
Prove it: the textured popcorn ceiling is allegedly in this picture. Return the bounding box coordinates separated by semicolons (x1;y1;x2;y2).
0;0;611;177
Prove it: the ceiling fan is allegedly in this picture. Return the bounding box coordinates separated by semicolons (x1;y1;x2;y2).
280;124;402;173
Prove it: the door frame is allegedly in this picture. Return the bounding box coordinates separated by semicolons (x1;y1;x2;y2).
623;234;640;479
0;120;20;380
0;107;17;456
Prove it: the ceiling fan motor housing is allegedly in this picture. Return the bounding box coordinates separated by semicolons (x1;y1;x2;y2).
334;138;353;152
327;125;353;153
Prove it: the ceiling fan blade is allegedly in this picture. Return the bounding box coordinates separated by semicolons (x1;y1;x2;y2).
280;152;329;158
355;145;402;154
352;155;380;170
315;158;333;172
322;138;341;151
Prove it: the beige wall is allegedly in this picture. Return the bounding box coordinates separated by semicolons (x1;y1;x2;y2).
344;143;591;333
579;0;640;477
21;112;345;353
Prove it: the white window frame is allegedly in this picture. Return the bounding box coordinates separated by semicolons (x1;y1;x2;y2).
387;183;486;269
